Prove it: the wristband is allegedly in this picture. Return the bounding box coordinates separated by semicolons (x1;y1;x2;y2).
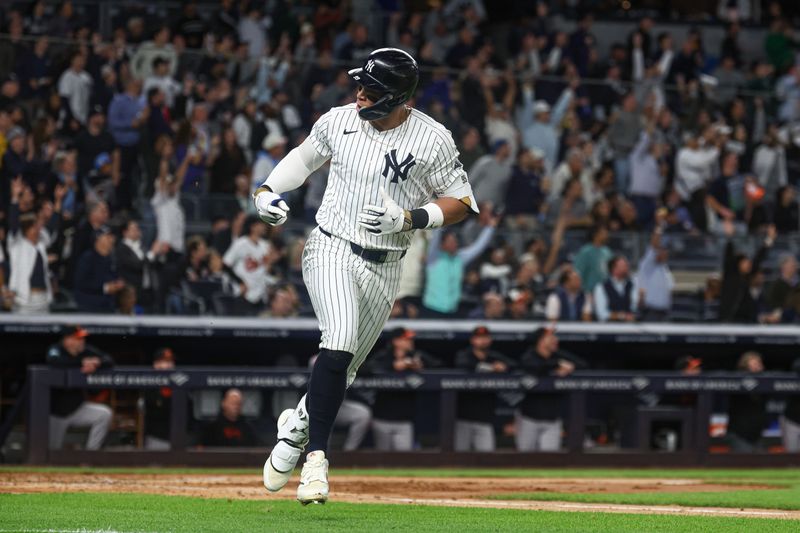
406;203;444;230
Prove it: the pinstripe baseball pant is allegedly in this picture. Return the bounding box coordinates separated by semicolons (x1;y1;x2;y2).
303;226;403;385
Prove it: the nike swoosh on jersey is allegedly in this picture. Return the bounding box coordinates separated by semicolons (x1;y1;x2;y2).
343;129;358;135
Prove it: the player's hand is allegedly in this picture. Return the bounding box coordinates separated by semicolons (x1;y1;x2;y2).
254;189;290;226
357;186;408;235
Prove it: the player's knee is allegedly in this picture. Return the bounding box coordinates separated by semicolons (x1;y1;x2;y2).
315;349;354;374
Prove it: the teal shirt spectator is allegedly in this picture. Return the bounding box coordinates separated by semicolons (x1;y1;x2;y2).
423;225;495;314
573;243;613;293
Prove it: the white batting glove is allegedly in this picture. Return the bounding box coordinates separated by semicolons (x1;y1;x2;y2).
357;187;409;235
254;189;290;226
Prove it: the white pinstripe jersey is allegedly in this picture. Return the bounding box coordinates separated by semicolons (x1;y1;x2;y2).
308;103;468;251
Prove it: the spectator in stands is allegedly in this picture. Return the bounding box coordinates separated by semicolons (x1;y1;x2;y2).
504;147;546;231
456;127;485;177
545;268;592;322
151;161;186;257
131;25;177;80
369;328;440;451
629;120;667;227
776;185;800;237
607;92;642;193
469;139;513;206
719;221;775;322
594;255;639;322
108;78;148;208
74;226;126;313
74;105;118;185
753;126;788;204
223;217;280;311
251;131;287;196
675;128;721;233
201;388;259;447
782;358;800;453
573;225;612;293
308;353;372;451
46;325;114;450
422;214;497;317
209;126;247;195
116;220;165;312
468;292;507;320
143;347;179;450
261;286;299;318
454;326;515;451
518;77;576;174
636;223;675;322
765;254;800;323
57;51;92;128
516;327;587;451
508;288;535;320
727;351;768;452
6;179;52;314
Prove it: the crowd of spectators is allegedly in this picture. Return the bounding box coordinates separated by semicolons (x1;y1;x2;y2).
1;1;800;324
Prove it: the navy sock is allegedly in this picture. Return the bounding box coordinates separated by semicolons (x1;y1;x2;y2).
307;349;352;454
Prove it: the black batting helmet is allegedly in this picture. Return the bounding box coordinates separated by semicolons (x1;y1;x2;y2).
348;48;419;121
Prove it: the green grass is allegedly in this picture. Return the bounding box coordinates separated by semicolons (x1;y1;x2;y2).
0;492;796;533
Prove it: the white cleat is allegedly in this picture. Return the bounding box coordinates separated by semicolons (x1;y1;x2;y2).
297;450;329;505
263;405;309;493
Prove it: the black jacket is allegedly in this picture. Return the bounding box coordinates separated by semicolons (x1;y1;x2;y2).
46;342;114;417
201;415;258;447
368;347;441;421
454;348;516;423
719;240;769;322
115;241;152;293
518;348;588;421
74;249;118;313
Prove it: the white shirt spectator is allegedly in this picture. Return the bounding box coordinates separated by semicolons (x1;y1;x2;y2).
675;145;719;200
58;68;92;124
636;247;674;311
753;143;788;200
223;236;275;304
629;131;664;198
143;74;181;108
151;185;186;253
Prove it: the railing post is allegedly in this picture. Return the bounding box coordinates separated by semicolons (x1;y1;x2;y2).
27;366;52;463
439;390;457;452
566;391;586;453
169;388;188;451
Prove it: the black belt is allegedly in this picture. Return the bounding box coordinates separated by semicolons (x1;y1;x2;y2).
319;227;406;263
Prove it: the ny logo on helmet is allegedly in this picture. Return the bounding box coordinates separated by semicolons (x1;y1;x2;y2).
365;59;376;73
382;149;416;183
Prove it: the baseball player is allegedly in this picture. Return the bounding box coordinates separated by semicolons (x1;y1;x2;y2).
256;48;478;505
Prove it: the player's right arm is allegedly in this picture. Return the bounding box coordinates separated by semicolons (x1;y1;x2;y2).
253;116;332;225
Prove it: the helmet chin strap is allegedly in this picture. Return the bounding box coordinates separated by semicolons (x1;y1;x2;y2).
357;93;394;121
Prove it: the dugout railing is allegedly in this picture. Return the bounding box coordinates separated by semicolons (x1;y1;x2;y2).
25;366;800;467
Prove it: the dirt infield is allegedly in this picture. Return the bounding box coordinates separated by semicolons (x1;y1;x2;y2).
2;471;799;520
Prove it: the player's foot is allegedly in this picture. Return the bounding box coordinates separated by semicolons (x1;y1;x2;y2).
297;450;329;505
263;405;309;493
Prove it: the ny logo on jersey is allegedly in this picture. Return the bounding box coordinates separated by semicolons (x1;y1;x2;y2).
382;149;416;183
365;59;376;73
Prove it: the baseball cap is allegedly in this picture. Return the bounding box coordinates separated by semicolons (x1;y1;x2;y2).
63;325;89;339
390;327;415;340
675;356;702;372
529;147;545;160
94;225;113;238
532;100;551;115
89;104;105;118
153;347;175;363
94;152;111;170
472;325;491;337
262;131;287;151
6;126;24;142
491;139;508;153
